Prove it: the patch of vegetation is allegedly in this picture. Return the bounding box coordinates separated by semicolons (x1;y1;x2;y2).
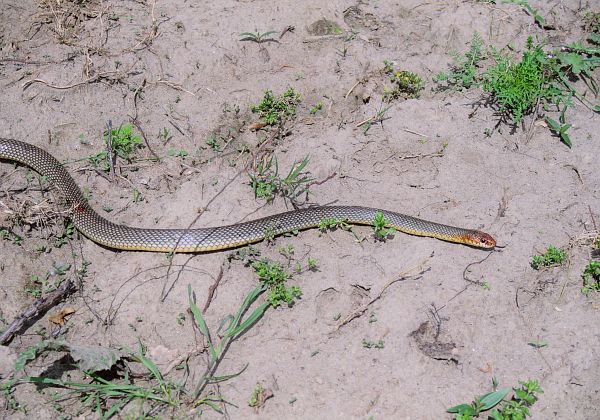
250;88;301;126
482;38;556;123
530;246;567;269
502;0;546;28
584;10;600;34
448;378;543;419
437;34;600;147
248;155;312;204
87;123;143;170
383;69;424;101
239;30;278;43
252;259;301;308
435;32;484;91
0;228;22;245
372;211;395;241
581;261;600;296
362;339;385;349
310;101;323;114
318;217;351;232
7;257;307;417
360;104;391;135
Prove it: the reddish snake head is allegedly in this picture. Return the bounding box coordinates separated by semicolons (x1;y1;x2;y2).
465;230;497;249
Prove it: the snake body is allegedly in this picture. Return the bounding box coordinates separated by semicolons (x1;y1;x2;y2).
0;138;496;251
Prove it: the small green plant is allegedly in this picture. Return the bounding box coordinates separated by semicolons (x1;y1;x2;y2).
248;383;265;408
87;123;143;170
362;339;385;349
448;378;543;419
502;0;546;28
0;228;22;245
436;32;484;90
372;211;395;241
251;88;301;126
383;70;424;101
167;148;189;158
239;30;278;43
482;38;556;123
584;10;600;34
530;246;567;269
361;105;391;135
318;217;350;232
252;259;301;308
205;134;221;151
105;123;142;161
54;222;75;248
248;156;312;204
159;127;173;142
581;261;600;296
545;117;572;147
310;101;323;114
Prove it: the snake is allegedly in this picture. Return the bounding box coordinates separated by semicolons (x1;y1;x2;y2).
0;138;496;252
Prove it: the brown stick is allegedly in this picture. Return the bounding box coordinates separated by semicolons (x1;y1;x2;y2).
0;280;75;345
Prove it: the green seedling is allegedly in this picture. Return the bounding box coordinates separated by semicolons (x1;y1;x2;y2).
86;123;143;170
383;70;424;101
362;339;385;349
502;0;546;28
310;102;323;114
0;229;22;245
482;38;556;123
167;148;189;158
584;10;600;34
361;105;391;135
373;211;395;241
581;261;600;296
239;30;278;43
448;378;543;420
248;383;267;408
248;155;312;204
159;127;173;142
206;134;221;151
436;32;484;91
545;117;572;147
528;339;548;348
530;246;566;269
251;88;301;126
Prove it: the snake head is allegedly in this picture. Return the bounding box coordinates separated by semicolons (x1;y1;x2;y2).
468;231;496;249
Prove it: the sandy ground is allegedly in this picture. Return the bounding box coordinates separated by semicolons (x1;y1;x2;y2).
1;0;599;418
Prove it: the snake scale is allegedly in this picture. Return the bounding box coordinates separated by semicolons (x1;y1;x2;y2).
0;138;496;252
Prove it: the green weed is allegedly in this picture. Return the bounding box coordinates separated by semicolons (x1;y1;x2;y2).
239;30;278;43
0;228;22;245
530;246;567;269
372;211;395;241
310;102;323;114
448;378;543;419
248;156;312;204
159;127;173;142
87;123;143;170
251;259;301;308
502;0;546;28
361;105;391;135
581;261;600;296
584;10;600;34
248;383;263;407
482;38;556;123
251;88;301;126
362;339;385;349
383;70;424;101
167;148;189;158
436;32;484;91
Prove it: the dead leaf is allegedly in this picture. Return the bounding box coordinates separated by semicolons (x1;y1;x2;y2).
249;121;267;131
48;307;76;326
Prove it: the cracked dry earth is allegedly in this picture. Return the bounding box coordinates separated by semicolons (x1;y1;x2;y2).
1;0;599;418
